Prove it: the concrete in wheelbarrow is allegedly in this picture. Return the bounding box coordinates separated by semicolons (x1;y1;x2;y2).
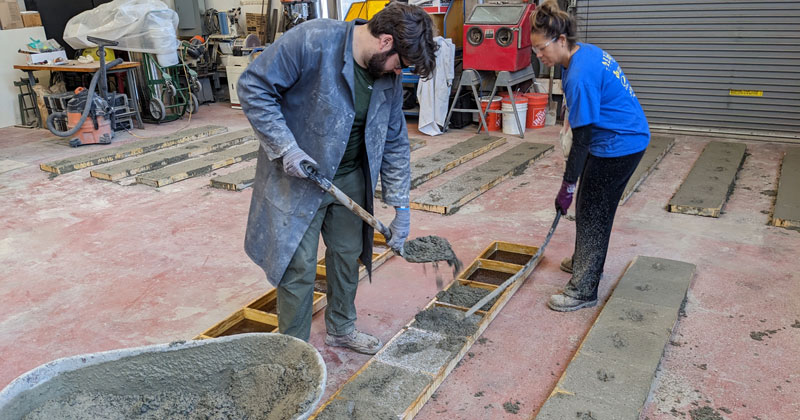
0;334;325;420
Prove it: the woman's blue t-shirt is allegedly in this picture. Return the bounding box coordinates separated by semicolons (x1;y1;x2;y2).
562;43;650;157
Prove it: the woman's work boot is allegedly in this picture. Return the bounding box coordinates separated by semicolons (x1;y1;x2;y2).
560;256;573;274
547;293;597;312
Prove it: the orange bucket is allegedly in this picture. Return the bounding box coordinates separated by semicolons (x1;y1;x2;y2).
525;93;549;129
480;96;502;132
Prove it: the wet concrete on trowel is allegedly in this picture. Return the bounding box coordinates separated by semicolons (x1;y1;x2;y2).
413;306;481;337
403;235;463;276
316;361;432;419
375;328;465;375
436;283;498;311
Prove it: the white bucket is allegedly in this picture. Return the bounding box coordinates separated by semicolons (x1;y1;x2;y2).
501;100;528;135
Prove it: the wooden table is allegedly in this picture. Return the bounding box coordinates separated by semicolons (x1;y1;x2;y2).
14;61;143;129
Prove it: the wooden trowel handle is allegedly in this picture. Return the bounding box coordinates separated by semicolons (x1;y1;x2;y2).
302;163;393;241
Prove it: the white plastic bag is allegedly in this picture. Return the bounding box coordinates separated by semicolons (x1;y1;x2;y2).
63;0;179;66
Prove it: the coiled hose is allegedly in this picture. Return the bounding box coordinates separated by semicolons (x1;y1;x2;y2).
47;58;124;137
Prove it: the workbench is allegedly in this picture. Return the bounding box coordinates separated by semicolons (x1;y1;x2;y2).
13;60;143;129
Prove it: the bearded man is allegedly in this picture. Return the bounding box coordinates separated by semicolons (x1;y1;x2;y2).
238;3;437;354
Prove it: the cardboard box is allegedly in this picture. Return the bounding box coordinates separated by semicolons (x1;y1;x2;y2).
21;11;41;27
0;0;24;29
245;13;267;42
26;50;68;65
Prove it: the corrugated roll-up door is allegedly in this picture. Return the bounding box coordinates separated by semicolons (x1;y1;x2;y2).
575;0;800;140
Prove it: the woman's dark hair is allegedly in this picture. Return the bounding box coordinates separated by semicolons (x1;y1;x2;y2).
368;2;438;79
532;0;578;48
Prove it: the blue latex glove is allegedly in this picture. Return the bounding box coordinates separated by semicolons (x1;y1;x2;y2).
281;145;317;178
555;180;576;215
386;207;410;253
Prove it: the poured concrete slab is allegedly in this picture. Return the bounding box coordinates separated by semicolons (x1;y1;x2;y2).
535;256;695;420
135;141;258;187
90;129;255;181
412;142;552;214
409;134;506;188
210;165;257;191
620;135;675;205
668;141;746;217
772;147;800;228
40;125;228;175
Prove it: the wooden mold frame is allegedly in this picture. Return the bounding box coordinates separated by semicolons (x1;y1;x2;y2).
197;233;393;339
310;240;540;419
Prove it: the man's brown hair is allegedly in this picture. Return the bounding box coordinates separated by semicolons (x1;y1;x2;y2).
368;2;438;79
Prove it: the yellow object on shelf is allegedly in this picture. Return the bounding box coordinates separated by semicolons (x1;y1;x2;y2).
82;47;116;62
344;0;390;21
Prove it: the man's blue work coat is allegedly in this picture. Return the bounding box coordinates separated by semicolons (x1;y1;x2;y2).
238;19;411;286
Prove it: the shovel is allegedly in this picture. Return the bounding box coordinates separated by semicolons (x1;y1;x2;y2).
301;164;461;284
463;212;561;318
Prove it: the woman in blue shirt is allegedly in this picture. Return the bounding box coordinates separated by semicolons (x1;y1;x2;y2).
531;1;649;311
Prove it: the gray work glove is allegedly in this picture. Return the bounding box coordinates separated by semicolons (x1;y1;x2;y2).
281;144;317;178
386;206;410;253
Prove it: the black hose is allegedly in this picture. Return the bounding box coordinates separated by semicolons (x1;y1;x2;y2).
47;58;124;138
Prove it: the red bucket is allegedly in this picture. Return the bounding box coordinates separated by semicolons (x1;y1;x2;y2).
480;96;503;132
525;93;549;129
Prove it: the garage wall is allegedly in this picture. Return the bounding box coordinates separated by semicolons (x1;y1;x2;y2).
576;0;800;139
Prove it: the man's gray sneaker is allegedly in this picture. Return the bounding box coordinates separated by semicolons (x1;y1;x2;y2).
560;256;573;274
547;293;597;312
325;330;383;355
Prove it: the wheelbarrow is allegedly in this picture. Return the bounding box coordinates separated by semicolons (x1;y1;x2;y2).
0;333;326;420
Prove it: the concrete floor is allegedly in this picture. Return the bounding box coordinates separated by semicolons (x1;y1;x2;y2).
1;102;798;419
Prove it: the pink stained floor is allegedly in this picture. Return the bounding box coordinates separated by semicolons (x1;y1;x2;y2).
1;102;798;419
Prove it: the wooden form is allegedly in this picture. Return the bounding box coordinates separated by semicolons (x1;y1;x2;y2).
197;233;393;339
412;142;553;214
667;141;747;217
534;256;696;419
771;147;800;228
136;142;259;187
311;240;541;419
40;125;227;174
619;135;675;205
90;129;255;181
210;165;257;191
409;134;506;189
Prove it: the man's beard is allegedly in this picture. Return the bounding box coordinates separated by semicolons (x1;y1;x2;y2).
366;50;396;78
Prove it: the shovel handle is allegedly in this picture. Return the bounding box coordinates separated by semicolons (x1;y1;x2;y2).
302;163;393;241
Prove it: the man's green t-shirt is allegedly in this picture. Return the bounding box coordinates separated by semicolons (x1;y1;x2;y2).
335;61;374;177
